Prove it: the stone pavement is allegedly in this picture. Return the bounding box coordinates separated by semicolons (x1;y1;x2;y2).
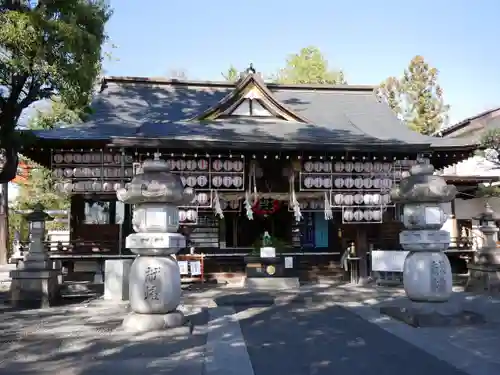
1;284;500;374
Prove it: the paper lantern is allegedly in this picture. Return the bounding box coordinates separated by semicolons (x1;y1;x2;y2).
373;178;381;189
197;192;209;205
54;154;64;163
186;176;197;187
334;162;344;172
344;162;354;172
179;210;187;222
354;178;364;189
372;210;382;221
314;177;322;188
233;160;244;172
323;178;332;188
354;194;364;204
180;176;187;186
166;159;175;170
197;175;208;187
335;178;344;188
186;160;197;170
344;178;354;188
304;161;313;172
186;210;197;222
177;159;186;170
63;154;73;163
343;194;354;205
363;178;373;188
354;162;363;172
223;160;232;171
363;210;373;221
334;194;343;206
343;210;354;221
363;162;373;172
313;161;323;172
212;176;223;187
304;177;313;188
373;162;383;172
323;162;332;172
223;176;232;187
382;163;392;172
353;210;364;221
363;194;372;205
232;176;243;188
212;160;223;171
372;194;381;205
197;159;209;170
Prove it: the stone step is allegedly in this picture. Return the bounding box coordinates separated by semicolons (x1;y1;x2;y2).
60;281;103;298
244;277;300;290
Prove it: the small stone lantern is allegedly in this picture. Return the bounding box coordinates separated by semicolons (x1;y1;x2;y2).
391;163;457;302
116;155;194;332
10;203;59;308
467;203;500;292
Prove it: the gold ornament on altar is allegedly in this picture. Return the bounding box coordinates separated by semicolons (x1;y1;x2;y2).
266;265;276;275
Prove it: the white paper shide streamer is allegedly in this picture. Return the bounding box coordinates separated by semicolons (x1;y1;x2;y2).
213;190;224;219
323;192;333;220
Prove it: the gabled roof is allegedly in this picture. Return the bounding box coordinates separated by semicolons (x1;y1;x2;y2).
436;107;500;139
190;68;309;122
28;69;479;151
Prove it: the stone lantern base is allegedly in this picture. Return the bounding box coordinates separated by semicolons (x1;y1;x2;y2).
466;264;500;293
121;310;186;332
9;269;60;308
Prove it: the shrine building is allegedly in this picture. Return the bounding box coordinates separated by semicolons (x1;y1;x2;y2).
21;66;480;283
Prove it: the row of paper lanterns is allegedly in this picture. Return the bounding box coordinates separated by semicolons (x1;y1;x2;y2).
180;175;244;188
332;193;391;206
53;167;133;178
303;161;395;173
53;153;134;164
54;181;123;193
343;209;383;222
302;177;395;189
166;159;244;172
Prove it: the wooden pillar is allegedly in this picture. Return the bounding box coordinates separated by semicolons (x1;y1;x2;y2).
356;226;369;283
449;199;459;247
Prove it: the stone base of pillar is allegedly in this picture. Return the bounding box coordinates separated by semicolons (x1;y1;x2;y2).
121;310;187;333
474;250;500;266
9;270;60;309
466;263;500;293
380;301;485;327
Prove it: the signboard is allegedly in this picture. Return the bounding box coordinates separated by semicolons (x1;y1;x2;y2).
371;250;409;272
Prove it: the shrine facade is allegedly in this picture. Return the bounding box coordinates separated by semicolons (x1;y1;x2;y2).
22;67;479;281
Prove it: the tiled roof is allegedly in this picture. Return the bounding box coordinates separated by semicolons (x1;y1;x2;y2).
31;75;478;150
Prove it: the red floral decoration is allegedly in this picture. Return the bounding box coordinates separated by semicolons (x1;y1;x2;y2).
252;199;280;216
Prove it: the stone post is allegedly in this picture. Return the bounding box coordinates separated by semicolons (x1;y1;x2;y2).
116;155;193;333
391;163;457;302
466;203;500;292
10;203;60;308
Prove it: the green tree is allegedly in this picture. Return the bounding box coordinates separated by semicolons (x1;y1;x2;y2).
221;65;240;82
0;0;112;263
377;55;449;135
0;0;112;182
274;46;346;85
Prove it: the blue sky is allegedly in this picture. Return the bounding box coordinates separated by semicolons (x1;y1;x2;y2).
103;0;500;125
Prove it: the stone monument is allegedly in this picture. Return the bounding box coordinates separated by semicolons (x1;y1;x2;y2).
380;163;483;326
116;154;193;332
466;203;500;292
10;203;60;308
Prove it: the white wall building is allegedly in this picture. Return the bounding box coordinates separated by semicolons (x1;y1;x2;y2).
436;107;500;249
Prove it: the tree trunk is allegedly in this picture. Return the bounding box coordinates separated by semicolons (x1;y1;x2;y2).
0;183;9;264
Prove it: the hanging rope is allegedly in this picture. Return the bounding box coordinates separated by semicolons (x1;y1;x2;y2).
244;161;259;220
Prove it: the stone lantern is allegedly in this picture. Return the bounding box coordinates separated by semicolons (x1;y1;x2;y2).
116;155;194;332
467;203;500;292
391;163;457;302
10;203;59;308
